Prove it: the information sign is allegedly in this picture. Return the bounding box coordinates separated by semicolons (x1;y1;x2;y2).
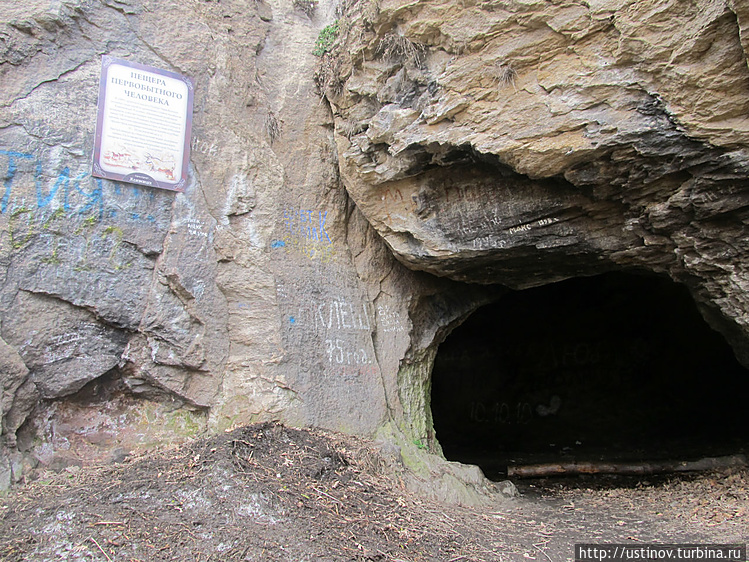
92;56;194;191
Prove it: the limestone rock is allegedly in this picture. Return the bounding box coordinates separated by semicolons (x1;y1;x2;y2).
3;0;749;503
0;0;277;470
326;0;749;365
0;0;413;483
0;337;33;444
2;291;128;399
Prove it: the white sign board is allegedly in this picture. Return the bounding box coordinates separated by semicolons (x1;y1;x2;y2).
92;56;194;191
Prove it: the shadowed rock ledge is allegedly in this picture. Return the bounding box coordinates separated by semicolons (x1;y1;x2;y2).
322;0;749;363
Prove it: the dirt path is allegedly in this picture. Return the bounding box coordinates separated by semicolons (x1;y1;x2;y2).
1;423;747;561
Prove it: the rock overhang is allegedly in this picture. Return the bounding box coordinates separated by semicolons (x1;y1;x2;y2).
323;0;749;366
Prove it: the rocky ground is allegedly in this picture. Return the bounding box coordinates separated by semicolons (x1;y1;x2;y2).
0;423;747;562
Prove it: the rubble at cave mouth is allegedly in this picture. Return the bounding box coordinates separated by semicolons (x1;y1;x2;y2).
431;271;749;480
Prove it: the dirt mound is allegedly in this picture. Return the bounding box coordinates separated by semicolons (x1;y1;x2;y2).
1;423;748;562
0;423;472;561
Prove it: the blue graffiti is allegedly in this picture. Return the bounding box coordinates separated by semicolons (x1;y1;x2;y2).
129;212;156;223
0;150;34;213
282;208;331;244
0;148;159;223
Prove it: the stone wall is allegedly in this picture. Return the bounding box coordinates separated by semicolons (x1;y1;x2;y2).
0;0;474;490
2;0;749;500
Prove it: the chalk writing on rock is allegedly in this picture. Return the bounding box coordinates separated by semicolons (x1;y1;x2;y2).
376;304;406;333
471;236;507;249
313;299;372;332
507;217;559;235
324;338;373;365
507;223;532;234
191;137;218;156
42;323;105;364
185;218;209;238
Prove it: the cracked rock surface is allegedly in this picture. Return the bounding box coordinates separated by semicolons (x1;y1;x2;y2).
2;0;749;498
0;0;452;491
324;0;749;363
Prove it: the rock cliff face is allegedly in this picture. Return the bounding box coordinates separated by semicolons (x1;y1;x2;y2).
324;0;749;364
1;0;749;497
0;0;474;492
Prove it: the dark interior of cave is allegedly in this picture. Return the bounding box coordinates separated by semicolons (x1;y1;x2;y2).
431;271;749;480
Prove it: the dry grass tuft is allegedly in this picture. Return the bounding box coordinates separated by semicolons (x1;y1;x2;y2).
492;62;517;89
336;119;365;139
377;32;426;66
314;55;345;98
292;0;318;17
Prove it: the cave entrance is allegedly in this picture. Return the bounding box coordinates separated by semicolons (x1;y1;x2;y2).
431;272;749;480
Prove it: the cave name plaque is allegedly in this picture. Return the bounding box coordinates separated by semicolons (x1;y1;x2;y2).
92;56;194;192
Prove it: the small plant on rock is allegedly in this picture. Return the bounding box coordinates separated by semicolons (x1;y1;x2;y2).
313;21;340;56
492;61;517;89
265;110;280;144
314;54;344;98
337;119;365;139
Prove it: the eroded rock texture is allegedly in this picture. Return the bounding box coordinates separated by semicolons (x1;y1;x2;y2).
2;0;749;500
0;0;461;491
325;0;749;363
0;0;371;485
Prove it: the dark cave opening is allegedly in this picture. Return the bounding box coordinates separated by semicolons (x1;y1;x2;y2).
431;272;749;480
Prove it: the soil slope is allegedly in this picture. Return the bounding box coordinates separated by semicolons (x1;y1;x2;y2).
1;423;747;561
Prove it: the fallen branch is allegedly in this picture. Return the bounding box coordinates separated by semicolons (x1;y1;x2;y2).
89;537;112;562
534;540;554;562
312;486;344;505
507;454;747;478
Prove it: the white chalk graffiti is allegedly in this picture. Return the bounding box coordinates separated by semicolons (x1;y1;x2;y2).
191;137;218;157
508;216;559;235
377;305;406;334
508;223;532;234
186;218;209;238
471;236;507;249
314;299;371;332
43;323;102;363
324;339;373;365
